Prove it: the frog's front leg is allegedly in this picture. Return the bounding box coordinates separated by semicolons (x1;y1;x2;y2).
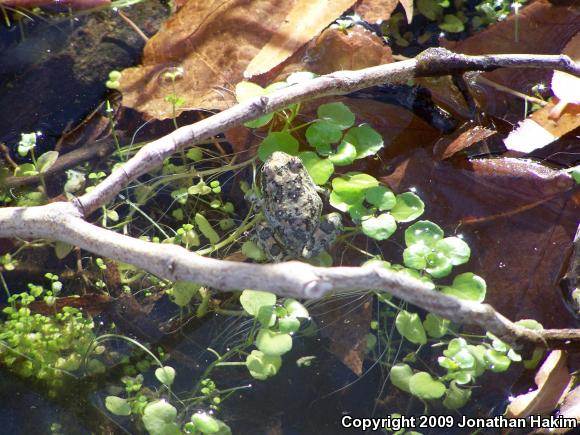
302;212;343;258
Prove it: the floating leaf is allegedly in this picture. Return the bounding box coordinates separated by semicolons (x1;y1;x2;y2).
405;220;444;247
423;313;450;338
190;412;220;434
328;140;357;166
439;15;464;33
155;366;176;386
258;132;299;161
390;363;414;393
246;350;282;380
284;299;309;318
344;124;383;159
441;273;487;302
318;102;355;130
36;151;59;173
443;382;471;409
365;185;396;210
142;401;180;435
332;173;379;203
361;213;397;240
436;237;471;266
409;372;446;400
395;310;427;345
305;120;343;148
391;192;425;222
172;281;201;307
105;396;131;416
240;290;276;316
255;329;292;356
299;151;334;185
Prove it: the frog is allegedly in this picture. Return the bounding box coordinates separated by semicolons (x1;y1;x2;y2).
253;151;342;262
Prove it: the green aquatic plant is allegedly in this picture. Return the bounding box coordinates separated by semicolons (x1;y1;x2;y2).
0;274;98;393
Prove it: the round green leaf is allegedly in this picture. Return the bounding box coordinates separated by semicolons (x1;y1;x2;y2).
328;140;357;166
365;186;396;210
142;401;180;435
390;363;413;393
246;350;282;380
235;81;264;102
241;240;267;261
255;329;292;356
344;124;383;159
443;382;471;410
258;132;299;161
105;396;131;416
485;349;511;373
423;313;449;338
284;299;309;318
409;372;446;400
278;317;301;333
299;151;334;185
172;281;201;307
441;273;486;302
305;120;343;148
329;190;350;212
235;82;274;128
403;243;431;270
332;173;379;203
240;290;276;316
14;163;38;177
436;237;470;266
361;213;397;240
256;305;276;328
36;151;59;173
318;102;355;130
155;366;176;386
418;0;442;20
439;14;465;33
348;201;370;223
405;221;444;247
395;310;427;345
391;192;425;222
191;412;220;434
443;338;467;357
424;251;453;278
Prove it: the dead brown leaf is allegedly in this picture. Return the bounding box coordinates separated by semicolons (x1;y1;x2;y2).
506;350;571;418
560;384;580;421
504;100;580;153
381;148;579;328
244;0;357;78
120;0;298;119
311;294;373;375
441;0;580;121
433;125;496;160
551;31;580;106
355;0;413;24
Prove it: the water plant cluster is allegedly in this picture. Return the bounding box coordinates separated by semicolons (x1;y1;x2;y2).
0;70;548;434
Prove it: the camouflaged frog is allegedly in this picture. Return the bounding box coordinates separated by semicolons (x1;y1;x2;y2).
254;151;342;261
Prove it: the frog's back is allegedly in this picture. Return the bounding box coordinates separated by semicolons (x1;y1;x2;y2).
261;152;322;256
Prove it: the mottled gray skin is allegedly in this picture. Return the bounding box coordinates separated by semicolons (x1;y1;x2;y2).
256;151;342;261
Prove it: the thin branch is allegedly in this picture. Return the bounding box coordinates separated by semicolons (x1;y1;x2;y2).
1;49;579;353
75;49;579;216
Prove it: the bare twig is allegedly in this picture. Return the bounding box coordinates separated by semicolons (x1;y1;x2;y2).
1;49;579;352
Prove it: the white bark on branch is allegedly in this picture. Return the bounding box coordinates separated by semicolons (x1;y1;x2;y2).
1;49;579;352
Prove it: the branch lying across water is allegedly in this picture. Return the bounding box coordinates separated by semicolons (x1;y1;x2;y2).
1;48;579;353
